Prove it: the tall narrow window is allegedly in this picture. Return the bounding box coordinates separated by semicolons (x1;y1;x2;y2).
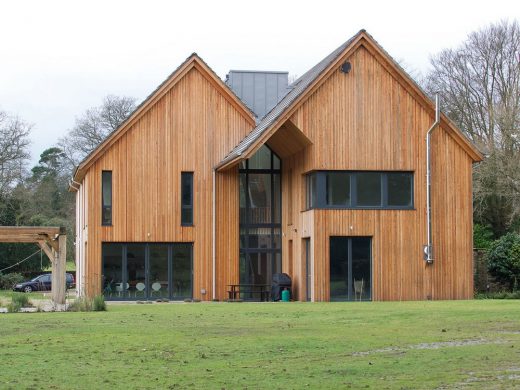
101;171;112;226
181;172;193;225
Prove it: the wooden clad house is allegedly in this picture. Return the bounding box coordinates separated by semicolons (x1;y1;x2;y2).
71;30;482;302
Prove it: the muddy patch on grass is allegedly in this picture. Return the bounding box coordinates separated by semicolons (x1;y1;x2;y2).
436;367;520;389
352;338;505;356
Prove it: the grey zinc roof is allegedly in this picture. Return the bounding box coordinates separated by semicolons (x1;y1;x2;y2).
217;31;363;168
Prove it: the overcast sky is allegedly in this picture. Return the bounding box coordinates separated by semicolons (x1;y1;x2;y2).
0;0;518;165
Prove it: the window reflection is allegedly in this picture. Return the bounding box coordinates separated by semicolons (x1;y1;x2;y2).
102;243;192;300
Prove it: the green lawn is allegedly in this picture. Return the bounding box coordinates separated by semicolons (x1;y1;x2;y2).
1;300;520;389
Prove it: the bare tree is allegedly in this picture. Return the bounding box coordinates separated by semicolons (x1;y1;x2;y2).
425;20;520;234
0;110;31;196
59;95;136;168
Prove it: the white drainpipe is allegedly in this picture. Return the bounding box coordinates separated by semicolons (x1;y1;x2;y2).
212;168;216;300
425;94;440;264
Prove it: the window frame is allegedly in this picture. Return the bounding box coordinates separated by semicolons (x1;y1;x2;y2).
181;172;194;226
101;170;112;226
306;170;414;210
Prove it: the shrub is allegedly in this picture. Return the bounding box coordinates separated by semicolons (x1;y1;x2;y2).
7;293;31;312
67;297;92;312
92;295;106;311
475;291;520;299
0;273;25;290
487;233;520;290
68;295;106;312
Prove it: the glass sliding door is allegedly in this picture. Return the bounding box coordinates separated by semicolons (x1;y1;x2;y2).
102;244;123;298
330;237;371;301
127;244;146;298
149;244;169;298
351;238;371;301
102;242;192;300
172;244;192;299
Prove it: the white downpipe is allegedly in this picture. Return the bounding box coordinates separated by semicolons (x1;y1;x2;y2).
212;169;216;300
425;94;440;264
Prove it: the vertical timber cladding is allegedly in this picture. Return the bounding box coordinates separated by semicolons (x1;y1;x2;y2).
282;44;474;301
84;65;254;299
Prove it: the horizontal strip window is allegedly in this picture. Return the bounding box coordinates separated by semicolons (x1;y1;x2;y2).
306;171;414;210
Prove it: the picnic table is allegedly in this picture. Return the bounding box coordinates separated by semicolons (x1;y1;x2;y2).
227;284;270;301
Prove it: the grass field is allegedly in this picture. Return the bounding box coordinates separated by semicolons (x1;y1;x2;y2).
1;300;520;389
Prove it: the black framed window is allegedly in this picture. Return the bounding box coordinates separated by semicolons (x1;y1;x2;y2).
306;171;413;210
102;242;193;301
102;171;112;225
239;145;282;295
181;172;193;226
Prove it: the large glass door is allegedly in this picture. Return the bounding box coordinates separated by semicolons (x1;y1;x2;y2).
330;237;371;301
149;244;169;299
172;244;192;299
102;243;192;300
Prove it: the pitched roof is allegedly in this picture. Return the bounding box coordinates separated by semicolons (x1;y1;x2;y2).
216;30;483;170
70;53;256;188
217;34;359;168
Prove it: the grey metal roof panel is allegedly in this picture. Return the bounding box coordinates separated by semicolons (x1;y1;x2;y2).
218;31;362;167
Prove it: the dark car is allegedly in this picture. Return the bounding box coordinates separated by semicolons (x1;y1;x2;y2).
12;273;75;293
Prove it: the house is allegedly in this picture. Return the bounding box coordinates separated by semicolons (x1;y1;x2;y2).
70;30;482;302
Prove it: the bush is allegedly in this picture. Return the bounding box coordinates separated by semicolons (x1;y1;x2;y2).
487;232;520;290
7;293;31;312
68;295;106;312
475;291;520;299
68;297;92;312
0;273;25;290
92;295;106;311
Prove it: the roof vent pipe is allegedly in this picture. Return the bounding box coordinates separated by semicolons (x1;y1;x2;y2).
424;94;440;264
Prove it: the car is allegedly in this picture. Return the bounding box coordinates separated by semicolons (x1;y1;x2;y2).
12;273;75;293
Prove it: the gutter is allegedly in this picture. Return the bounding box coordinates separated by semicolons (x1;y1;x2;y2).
68;179;81;192
425;94;440;264
215;151;242;171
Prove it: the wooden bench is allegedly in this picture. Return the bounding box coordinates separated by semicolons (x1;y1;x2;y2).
227;284;270;302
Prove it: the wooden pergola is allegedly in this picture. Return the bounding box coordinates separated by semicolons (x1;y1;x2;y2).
0;226;67;304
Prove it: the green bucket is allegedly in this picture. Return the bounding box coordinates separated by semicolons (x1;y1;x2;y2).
281;289;290;302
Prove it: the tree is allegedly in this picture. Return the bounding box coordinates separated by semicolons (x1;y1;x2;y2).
0;110;31;196
425;20;520;236
0;147;75;271
59;95;136;169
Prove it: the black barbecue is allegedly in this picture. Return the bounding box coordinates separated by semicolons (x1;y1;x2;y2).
271;273;292;301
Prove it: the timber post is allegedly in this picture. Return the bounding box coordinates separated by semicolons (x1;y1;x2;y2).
0;226;67;305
